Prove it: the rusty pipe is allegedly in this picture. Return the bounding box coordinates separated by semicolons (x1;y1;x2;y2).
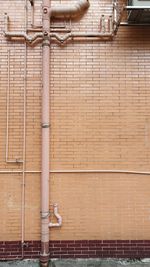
51;0;89;19
40;0;50;266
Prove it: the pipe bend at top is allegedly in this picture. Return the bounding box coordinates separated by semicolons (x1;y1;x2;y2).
51;0;90;19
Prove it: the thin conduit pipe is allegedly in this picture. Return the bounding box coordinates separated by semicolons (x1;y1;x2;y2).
21;0;27;257
6;50;23;163
31;0;34;27
5;30;113;43
1;169;150;175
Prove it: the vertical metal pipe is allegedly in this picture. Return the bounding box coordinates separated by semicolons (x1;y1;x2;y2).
40;0;50;266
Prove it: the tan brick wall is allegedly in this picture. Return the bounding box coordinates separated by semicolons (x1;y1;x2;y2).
1;0;150;242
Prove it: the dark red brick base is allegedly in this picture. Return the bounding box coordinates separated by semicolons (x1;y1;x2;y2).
0;240;150;260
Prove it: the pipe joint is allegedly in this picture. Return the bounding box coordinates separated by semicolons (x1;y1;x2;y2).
51;0;90;19
43;31;48;36
41;211;50;219
41;123;50;128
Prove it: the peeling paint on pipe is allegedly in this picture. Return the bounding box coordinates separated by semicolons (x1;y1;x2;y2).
51;0;90;19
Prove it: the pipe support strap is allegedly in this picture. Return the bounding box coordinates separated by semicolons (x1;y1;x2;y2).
42;123;50;128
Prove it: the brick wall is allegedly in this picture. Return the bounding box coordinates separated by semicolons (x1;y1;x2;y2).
1;240;150;260
1;0;150;259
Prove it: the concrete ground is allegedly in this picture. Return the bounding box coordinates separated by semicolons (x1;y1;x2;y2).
1;259;150;267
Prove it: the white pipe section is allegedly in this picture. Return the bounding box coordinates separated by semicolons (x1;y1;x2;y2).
21;0;27;255
50;32;113;43
49;204;62;227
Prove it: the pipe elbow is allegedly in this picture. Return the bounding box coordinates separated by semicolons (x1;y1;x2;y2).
76;0;90;12
49;204;62;228
51;0;90;19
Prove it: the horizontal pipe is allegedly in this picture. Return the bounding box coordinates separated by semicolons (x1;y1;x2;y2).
4;30;43;42
50;32;113;43
125;6;150;10
4;13;43;43
1;169;150;175
4;30;113;44
50;169;150;175
51;0;90;19
4;14;113;44
27;28;71;33
120;22;150;26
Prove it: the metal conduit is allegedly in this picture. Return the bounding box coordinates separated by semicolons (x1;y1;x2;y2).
0;169;150;175
21;0;27;257
4;13;113;45
40;0;50;266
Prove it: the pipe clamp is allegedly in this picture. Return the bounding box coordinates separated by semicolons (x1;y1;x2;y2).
42;123;50;128
42;42;50;47
40;211;50;219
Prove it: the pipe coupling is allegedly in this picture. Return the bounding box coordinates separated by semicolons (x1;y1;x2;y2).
41;123;50;128
41;211;50;219
40;253;50;267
